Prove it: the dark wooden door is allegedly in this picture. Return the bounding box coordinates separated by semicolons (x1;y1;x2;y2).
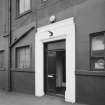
46;51;56;94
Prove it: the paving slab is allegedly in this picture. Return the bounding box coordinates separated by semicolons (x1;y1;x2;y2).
0;90;87;105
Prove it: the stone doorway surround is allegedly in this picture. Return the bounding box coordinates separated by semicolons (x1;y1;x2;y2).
35;18;75;103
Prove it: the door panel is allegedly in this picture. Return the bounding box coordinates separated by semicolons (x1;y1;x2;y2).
47;51;56;93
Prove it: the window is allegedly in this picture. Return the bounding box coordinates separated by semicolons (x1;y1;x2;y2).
16;46;31;69
18;0;31;14
0;51;4;68
90;32;105;71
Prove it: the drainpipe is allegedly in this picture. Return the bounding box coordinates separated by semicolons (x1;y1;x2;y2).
8;0;12;91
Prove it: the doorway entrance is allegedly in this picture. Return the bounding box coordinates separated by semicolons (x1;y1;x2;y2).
44;41;66;96
35;17;75;103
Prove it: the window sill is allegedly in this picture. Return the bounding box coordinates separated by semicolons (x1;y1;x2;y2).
76;70;105;77
16;10;32;19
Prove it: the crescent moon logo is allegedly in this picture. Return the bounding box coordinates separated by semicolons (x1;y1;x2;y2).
48;31;53;36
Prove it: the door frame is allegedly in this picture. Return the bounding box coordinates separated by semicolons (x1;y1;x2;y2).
35;17;75;103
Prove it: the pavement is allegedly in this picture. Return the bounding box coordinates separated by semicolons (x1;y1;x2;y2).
0;90;87;105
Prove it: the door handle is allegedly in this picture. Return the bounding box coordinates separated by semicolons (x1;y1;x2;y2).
48;74;55;78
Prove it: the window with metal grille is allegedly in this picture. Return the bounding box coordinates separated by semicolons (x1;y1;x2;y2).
16;46;30;69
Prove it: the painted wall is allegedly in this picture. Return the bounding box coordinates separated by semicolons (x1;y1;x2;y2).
36;0;105;71
0;0;9;90
10;0;88;95
10;0;37;94
74;0;105;104
0;36;9;91
11;71;35;94
11;0;40;43
37;0;105;71
0;71;8;90
74;0;105;70
76;74;105;105
0;0;105;104
0;0;8;35
10;28;35;94
0;37;9;91
10;0;105;103
11;29;35;70
36;0;105;104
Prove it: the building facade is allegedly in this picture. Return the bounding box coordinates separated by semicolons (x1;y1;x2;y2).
0;0;105;105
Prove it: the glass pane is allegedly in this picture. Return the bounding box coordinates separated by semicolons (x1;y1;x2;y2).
17;48;24;68
0;51;4;68
0;58;1;68
91;58;104;70
91;35;104;56
25;0;30;11
19;0;25;14
16;46;30;68
24;47;30;68
21;48;26;68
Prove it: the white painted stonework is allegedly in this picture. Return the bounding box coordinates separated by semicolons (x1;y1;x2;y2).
35;18;76;103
